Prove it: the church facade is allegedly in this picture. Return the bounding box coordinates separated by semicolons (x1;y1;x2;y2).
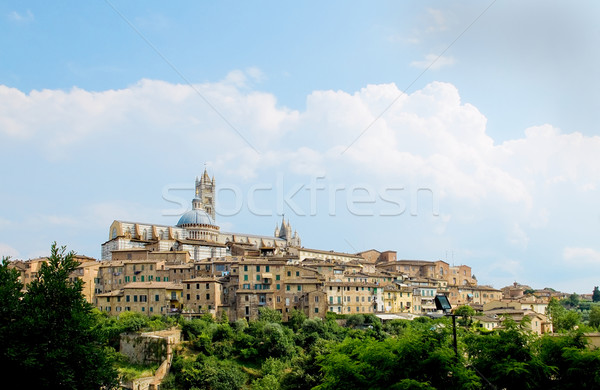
101;170;301;261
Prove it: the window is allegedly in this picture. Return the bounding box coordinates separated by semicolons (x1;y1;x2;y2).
206;283;210;289
276;284;281;290
276;274;280;281
297;285;302;291
244;265;248;272
286;285;291;291
256;265;260;272
265;265;270;272
206;294;210;300
244;274;248;281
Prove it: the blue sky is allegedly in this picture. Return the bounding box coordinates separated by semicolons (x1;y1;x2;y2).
1;1;599;293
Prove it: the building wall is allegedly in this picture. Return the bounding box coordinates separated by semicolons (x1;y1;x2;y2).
183;278;224;314
325;282;379;315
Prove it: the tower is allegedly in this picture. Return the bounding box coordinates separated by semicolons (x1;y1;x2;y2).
275;215;301;247
195;168;216;221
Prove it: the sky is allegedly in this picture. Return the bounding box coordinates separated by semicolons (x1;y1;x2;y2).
1;1;599;294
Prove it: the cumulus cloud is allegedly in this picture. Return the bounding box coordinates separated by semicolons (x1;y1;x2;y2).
2;72;600;287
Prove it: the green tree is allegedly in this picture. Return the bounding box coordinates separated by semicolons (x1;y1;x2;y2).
589;306;600;329
173;355;247;390
287;309;307;331
547;297;581;332
593;286;600;303
564;293;580;308
454;305;476;327
8;243;119;389
0;257;24;373
464;320;546;389
259;306;283;323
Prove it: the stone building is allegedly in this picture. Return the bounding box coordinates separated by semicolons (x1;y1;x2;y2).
102;170;300;261
96;281;184;315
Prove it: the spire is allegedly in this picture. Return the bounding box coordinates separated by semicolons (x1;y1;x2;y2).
278;215;287;239
203;166;210;182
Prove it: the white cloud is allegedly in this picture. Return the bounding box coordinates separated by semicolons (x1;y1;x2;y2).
0;243;20;258
8;10;34;23
563;247;600;267
3;74;600;287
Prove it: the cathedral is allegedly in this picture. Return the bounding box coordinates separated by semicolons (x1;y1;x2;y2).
101;169;301;261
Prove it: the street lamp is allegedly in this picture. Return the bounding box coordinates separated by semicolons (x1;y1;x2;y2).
434;294;457;358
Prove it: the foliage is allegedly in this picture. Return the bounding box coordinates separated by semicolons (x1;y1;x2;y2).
464;319;547;389
593;286;600;303
315;321;480;390
171;355;247;390
0;256;24;372
0;243;119;389
259;306;283;323
563;293;580;308
589;306;600;329
547;297;581;332
454;305;476;327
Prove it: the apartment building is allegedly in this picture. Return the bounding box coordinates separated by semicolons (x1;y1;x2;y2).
324;281;379;315
9;255;99;303
382;284;413;314
182;276;225;315
451;285;502;307
95;281;184;315
94;259;168;295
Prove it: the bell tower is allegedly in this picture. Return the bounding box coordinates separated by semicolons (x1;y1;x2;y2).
195;168;216;221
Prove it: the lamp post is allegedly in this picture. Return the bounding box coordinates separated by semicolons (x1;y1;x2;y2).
434;294;458;359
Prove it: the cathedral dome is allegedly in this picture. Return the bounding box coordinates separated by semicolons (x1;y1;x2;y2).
176;208;215;227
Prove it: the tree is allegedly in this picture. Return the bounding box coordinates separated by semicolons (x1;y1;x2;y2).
593;286;600;303
589;306;600;329
454;305;476;327
564;293;580;308
464;320;546;389
547;297;581;332
259;306;283;323
5;243;118;389
0;257;24;373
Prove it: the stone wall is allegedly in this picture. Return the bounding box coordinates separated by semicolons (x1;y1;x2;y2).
120;329;181;365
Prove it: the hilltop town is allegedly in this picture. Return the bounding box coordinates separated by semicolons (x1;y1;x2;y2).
8;170;571;335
